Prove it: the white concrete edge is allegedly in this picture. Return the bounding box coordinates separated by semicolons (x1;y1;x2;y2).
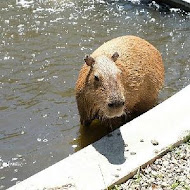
8;84;190;190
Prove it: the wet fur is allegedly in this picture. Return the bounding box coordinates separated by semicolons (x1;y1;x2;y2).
75;35;164;127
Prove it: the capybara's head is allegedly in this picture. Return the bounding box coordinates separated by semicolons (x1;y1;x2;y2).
84;52;125;119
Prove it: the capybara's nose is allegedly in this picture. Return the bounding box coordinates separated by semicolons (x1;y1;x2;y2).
108;100;125;108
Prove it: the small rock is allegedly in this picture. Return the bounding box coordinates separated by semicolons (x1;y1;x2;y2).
140;139;144;142
168;173;173;178
185;179;190;184
152;184;159;189
130;152;136;155
161;181;168;187
16;154;22;158
147;166;152;173
151;139;159;146
142;182;148;188
150;177;155;183
11;178;18;181
152;170;158;176
107;133;112;137
124;143;128;147
176;168;182;173
151;165;158;171
166;153;171;159
154;149;159;154
163;160;169;166
178;176;186;182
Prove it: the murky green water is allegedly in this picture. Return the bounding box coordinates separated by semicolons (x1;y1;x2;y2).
0;0;189;189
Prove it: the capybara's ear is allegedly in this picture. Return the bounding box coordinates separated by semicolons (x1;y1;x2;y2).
111;52;119;62
84;56;95;67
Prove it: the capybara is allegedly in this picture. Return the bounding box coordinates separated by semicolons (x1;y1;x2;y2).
75;35;164;127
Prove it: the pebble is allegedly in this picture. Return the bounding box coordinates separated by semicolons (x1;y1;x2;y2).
163;160;169;166
124;143;128;147
161;181;168;187
151;139;159;146
154;149;159;154
130;152;136;155
11;178;18;181
113;140;190;190
16;154;22;158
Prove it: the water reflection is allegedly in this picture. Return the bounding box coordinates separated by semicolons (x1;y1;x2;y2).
0;0;190;189
74;120;110;151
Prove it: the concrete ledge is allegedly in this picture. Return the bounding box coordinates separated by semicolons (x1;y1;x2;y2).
8;85;190;190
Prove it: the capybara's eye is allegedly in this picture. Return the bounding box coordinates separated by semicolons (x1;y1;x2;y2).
94;75;99;82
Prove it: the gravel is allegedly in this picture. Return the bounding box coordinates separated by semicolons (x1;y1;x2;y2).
114;140;190;190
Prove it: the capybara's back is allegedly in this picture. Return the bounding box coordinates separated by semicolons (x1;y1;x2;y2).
76;35;164;127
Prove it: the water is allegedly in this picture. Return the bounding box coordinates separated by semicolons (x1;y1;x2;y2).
0;0;189;189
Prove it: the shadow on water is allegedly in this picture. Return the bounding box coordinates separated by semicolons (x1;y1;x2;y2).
74;120;126;165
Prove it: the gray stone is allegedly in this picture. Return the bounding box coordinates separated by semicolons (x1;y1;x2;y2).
151;140;159;146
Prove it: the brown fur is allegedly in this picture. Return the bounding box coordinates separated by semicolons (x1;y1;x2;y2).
75;35;164;127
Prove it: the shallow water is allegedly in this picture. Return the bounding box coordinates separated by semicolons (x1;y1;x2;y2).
0;0;189;189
